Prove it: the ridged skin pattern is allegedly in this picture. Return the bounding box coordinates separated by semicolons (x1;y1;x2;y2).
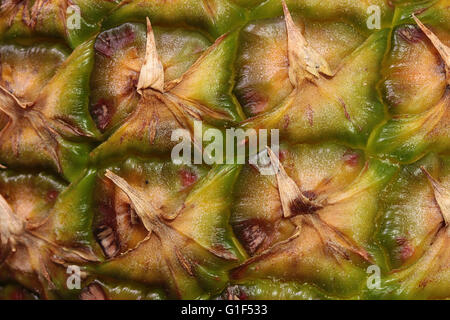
0;0;448;300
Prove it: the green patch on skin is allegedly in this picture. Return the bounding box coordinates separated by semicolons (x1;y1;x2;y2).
376;153;445;270
221;280;335;300
249;0;394;32
392;0;449;31
367;92;449;164
42;168;102;257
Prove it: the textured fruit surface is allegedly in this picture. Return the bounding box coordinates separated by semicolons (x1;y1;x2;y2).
0;0;449;300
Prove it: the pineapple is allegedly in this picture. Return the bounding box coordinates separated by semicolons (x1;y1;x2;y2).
0;0;448;300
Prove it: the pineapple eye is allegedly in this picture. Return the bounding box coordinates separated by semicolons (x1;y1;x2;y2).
89;22;212;133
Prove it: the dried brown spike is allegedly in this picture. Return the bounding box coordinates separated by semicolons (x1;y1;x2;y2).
413;14;450;84
282;0;332;87
267;147;322;218
306;215;372;263
421;166;449;225
136;17;165;94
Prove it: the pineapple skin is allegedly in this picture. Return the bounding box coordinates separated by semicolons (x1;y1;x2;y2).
0;0;448;300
